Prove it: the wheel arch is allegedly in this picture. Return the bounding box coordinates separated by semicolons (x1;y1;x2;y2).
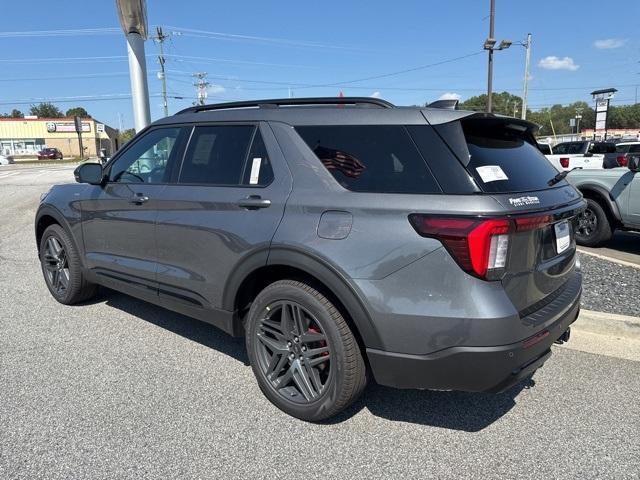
223;247;383;350
577;184;621;225
35;206;85;266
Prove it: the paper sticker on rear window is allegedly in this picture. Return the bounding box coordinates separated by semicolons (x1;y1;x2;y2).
249;158;262;185
475;165;508;183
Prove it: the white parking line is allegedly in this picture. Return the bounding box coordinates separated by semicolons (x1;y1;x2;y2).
0;171;20;179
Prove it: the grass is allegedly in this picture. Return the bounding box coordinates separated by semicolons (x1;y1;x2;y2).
15;158;85;166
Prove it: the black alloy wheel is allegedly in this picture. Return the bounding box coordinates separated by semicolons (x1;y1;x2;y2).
255;300;331;403
574;198;612;247
246;280;367;422
42;236;70;297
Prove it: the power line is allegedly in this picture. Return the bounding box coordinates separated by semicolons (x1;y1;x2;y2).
0;27;120;38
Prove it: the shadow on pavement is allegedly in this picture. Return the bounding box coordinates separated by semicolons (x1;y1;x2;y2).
89;287;531;432
603;231;640;256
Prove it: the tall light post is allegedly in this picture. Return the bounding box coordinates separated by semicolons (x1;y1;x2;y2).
116;0;151;132
514;33;532;120
483;0;511;113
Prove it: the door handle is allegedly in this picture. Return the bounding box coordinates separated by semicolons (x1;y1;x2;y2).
237;195;271;210
130;193;149;205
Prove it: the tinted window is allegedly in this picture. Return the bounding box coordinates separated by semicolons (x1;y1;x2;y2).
590;143;616;154
461;118;564;193
240;130;274;186
296;125;441;194
109;127;182;183
537;143;551;155
616;143;640;153
553;142;584;154
179;125;254;185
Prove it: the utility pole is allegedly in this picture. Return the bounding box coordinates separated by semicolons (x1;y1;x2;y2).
521;33;532;120
486;0;495;113
152;26;169;117
193;72;210;106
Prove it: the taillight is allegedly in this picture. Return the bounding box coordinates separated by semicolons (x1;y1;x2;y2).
408;215;511;279
617;155;628;167
560;157;570;169
515;214;552;231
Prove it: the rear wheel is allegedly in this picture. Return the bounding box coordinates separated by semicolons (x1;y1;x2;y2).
575;198;612;247
40;224;97;304
246;280;366;422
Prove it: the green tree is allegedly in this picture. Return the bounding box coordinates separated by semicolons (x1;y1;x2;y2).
65;107;90;118
118;128;136;145
10;109;24;118
29;102;63;118
457;91;524;116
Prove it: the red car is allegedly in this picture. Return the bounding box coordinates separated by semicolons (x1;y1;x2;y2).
37;148;63;160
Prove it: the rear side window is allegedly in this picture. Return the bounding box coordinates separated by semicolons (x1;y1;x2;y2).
179;125;254;185
553;142;583;154
295;125;441;194
460;118;564;193
616;143;640;153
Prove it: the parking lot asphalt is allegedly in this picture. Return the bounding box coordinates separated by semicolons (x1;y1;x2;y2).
1;165;639;479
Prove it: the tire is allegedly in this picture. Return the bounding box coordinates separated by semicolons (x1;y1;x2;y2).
575;198;613;247
39;224;97;305
246;280;367;422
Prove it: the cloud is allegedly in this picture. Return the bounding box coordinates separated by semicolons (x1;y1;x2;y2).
594;38;627;49
370;91;381;98
207;84;226;94
538;56;579;71
438;92;461;101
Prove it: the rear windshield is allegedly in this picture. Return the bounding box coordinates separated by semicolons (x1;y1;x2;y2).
553;142;585;154
460;118;564;193
616;143;640;153
295;125;442;194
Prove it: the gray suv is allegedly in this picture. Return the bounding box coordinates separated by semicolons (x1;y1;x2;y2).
35;97;584;421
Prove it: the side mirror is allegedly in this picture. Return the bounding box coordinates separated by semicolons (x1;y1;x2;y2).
74;162;104;185
628;155;640;172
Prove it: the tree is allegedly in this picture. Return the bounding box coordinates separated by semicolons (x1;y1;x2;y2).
65;107;90;118
118;128;136;145
29;102;63;118
10;109;24;118
457;91;524;117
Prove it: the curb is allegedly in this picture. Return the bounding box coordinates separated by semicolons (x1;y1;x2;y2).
573;309;640;340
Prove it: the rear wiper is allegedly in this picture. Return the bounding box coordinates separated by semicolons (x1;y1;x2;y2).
547;167;582;186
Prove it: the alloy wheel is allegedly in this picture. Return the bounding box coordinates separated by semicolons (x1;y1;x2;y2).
577;208;597;237
43;236;70;297
255;301;331;403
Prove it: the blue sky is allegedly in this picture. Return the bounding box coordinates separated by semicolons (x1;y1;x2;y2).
0;0;638;129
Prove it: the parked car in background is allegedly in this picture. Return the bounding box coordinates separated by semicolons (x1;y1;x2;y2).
537;142;553;155
603;142;640;169
37;148;63;160
567;154;640;246
0;154;15;165
36;97;583;421
546;141;615;171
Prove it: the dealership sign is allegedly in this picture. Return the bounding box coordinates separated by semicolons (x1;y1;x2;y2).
46;121;91;133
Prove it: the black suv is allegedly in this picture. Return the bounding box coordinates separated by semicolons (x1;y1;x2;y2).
36;97;584;421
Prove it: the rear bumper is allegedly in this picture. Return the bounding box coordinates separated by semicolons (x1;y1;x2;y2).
366;288;581;393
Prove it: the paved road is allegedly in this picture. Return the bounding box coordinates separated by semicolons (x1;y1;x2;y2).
579;231;640;267
1;166;639;479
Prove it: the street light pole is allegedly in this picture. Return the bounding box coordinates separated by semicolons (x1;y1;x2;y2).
521;33;532;120
486;0;495;113
116;0;151;132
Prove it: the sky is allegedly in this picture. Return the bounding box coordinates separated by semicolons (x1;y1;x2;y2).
0;0;638;130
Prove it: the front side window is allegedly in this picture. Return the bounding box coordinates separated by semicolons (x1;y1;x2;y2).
109;127;182;183
295;125;441;194
179;125;255;185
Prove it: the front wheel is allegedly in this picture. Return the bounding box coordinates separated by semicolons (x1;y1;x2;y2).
39;224;97;304
246;280;367;422
575;198;613;247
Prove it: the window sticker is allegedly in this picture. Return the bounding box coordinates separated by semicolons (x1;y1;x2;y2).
249;157;262;185
476;165;508;183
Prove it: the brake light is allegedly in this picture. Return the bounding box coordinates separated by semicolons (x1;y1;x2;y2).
560;158;570;168
617;155;628;167
408;215;511;279
515;215;552;231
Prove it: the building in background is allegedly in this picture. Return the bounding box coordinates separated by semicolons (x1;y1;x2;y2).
0;117;118;157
